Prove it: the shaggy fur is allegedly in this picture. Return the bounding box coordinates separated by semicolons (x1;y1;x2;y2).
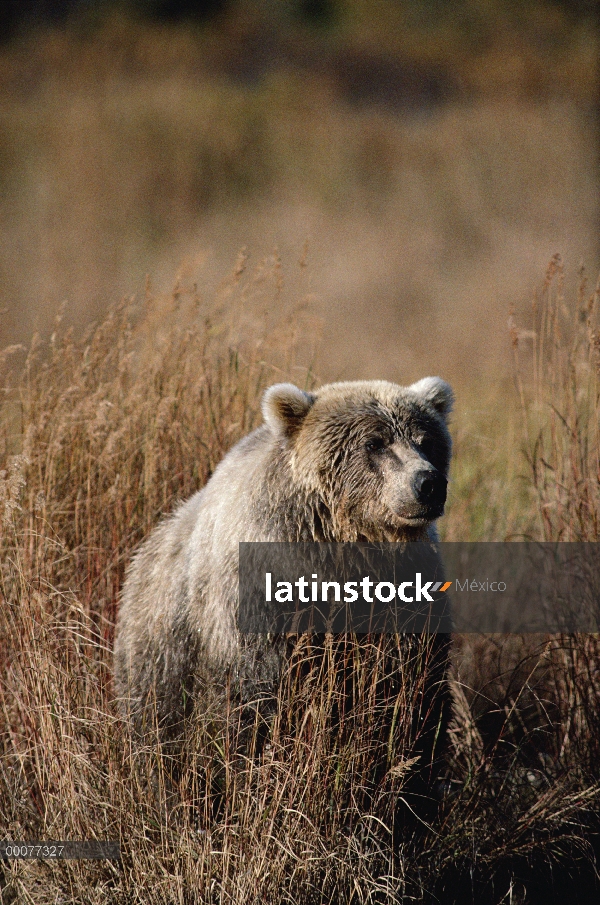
114;377;453;738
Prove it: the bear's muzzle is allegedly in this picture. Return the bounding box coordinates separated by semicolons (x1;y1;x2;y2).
413;468;447;515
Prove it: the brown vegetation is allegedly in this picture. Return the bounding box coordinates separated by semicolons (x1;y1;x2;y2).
0;16;597;385
0;6;598;900
1;257;600;903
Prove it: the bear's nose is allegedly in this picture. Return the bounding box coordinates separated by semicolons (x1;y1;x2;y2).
413;470;447;506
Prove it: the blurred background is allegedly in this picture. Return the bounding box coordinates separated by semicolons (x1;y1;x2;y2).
0;0;598;387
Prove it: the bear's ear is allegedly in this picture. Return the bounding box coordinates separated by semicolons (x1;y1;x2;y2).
408;376;454;419
262;384;316;438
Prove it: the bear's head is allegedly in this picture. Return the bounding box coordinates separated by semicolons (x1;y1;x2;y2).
262;378;453;540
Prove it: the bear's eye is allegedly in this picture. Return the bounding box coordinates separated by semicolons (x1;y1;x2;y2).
417;438;435;460
365;437;386;454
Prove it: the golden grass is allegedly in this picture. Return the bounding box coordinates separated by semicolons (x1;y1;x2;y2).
1;256;600;902
0;18;597;389
510;255;600;541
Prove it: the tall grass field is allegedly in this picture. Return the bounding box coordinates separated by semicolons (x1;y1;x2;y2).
1;253;600;903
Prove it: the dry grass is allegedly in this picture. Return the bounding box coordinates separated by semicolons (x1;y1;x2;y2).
510;255;600;541
0;10;598;902
0;19;597;387
1;256;600;903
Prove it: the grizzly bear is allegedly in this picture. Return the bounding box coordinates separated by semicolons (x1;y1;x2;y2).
114;377;453;754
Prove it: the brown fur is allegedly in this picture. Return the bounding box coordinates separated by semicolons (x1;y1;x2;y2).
114;377;453;740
